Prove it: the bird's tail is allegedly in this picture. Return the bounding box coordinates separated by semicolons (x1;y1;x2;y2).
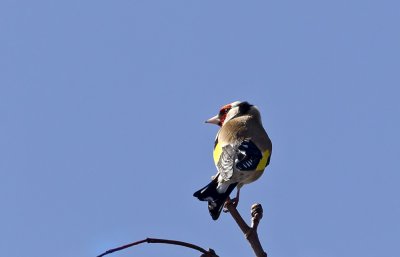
193;177;238;220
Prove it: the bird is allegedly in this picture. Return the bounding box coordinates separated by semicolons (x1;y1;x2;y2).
193;101;272;220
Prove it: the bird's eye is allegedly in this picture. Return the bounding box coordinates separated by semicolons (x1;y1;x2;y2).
219;104;232;117
219;108;229;116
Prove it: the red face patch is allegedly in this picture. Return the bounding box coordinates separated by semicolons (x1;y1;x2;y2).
218;104;231;126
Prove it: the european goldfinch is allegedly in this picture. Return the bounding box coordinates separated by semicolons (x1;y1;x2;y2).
194;101;272;220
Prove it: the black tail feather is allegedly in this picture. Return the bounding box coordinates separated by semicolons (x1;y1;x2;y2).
193;178;238;220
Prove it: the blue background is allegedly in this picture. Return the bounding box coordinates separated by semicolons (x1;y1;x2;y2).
1;1;399;256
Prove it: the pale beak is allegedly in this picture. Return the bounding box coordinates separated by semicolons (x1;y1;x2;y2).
205;114;220;125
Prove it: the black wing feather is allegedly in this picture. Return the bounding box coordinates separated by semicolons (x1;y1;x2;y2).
235;140;262;171
217;140;263;181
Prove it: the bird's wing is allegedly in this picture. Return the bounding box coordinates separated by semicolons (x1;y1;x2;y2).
216;144;236;181
216;139;264;181
235;139;263;171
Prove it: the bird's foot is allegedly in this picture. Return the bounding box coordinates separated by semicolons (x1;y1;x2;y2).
222;197;239;213
222;201;230;213
230;197;239;207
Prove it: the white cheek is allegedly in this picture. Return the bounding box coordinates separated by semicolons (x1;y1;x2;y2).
224;107;239;123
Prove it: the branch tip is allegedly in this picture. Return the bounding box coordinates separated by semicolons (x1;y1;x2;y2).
251;203;263;219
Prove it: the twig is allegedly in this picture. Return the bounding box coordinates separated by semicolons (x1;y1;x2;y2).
97;237;218;257
225;198;268;257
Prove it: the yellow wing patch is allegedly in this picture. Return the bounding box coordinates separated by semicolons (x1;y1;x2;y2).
213;142;223;166
256;149;271;171
214;142;270;172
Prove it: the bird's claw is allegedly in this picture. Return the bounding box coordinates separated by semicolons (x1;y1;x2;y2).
230;197;239;207
222;197;239;213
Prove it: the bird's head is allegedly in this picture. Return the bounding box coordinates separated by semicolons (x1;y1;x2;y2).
205;101;259;127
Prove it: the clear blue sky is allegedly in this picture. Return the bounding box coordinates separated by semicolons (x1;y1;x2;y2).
1;1;399;257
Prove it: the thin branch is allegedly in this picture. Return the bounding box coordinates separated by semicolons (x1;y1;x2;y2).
225;198;268;257
97;237;218;257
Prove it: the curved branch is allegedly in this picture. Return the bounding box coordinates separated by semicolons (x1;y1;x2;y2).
225;198;267;257
97;237;218;257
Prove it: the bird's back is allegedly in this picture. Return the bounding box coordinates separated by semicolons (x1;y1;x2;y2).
215;114;272;187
